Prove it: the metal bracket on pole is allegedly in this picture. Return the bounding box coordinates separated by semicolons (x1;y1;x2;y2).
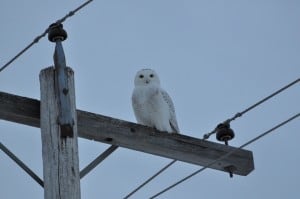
48;23;74;138
0;142;44;187
80;145;118;179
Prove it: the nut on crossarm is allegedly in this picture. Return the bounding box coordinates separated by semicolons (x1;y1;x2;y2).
48;23;68;42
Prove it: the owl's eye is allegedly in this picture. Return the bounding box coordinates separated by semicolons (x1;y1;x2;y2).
149;74;154;78
139;74;144;78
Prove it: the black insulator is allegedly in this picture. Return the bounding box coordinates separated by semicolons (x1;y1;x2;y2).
48;23;68;42
216;123;235;143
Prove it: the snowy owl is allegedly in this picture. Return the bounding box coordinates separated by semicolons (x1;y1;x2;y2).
131;69;179;133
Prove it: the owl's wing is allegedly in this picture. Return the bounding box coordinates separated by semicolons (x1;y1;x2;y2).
160;89;180;133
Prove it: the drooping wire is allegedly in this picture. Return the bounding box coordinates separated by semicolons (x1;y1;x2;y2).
203;78;300;139
0;0;94;73
123;159;177;199
149;113;300;199
123;77;300;198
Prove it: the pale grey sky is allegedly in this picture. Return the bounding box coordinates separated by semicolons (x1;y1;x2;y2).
1;1;299;199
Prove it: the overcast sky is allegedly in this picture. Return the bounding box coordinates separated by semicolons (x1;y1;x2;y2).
0;1;299;199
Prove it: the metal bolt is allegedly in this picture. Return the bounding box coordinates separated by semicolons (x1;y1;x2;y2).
62;88;69;95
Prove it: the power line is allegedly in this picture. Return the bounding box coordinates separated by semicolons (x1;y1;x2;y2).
0;0;94;73
203;77;300;140
123;159;177;199
123;77;300;198
149;113;300;199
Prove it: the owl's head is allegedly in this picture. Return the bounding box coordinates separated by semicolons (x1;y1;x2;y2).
134;69;160;86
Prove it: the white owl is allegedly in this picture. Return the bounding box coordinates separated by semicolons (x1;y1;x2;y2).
131;69;179;133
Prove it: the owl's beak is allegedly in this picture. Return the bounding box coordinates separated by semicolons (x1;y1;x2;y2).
145;80;150;84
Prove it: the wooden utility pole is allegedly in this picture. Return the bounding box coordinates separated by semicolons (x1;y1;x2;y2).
0;21;255;199
39;24;80;199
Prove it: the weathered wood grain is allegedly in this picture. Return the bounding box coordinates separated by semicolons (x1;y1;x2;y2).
0;91;254;176
40;67;81;199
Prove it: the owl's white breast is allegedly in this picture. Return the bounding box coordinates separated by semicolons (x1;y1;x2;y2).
132;85;172;132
